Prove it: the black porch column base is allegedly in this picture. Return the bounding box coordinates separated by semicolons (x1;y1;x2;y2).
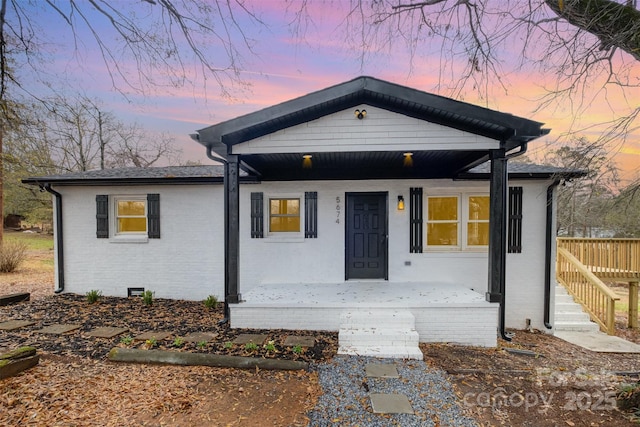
485;292;501;303
226;294;241;304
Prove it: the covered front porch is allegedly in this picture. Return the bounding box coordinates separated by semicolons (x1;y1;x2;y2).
230;282;498;347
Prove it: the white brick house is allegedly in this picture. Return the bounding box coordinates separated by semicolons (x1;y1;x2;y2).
25;77;582;348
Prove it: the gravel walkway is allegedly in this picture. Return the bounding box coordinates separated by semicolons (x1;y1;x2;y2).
307;355;478;427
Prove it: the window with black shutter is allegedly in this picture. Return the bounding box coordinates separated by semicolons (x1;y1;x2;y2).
96;194;161;239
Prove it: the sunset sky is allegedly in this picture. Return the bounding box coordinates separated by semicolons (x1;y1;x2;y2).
16;1;640;185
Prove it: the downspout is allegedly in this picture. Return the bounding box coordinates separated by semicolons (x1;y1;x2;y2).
544;179;561;329
42;184;64;293
206;146;230;325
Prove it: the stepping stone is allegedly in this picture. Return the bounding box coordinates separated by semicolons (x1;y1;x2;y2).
86;327;128;338
134;331;172;342
37;324;81;335
370;393;414;414
365;363;399;378
0;320;35;331
182;332;218;343
233;334;268;345
283;336;315;347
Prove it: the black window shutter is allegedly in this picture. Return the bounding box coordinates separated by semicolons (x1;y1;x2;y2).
96;195;109;238
147;193;161;239
508;186;523;253
305;191;318;238
409;187;423;253
251;192;264;238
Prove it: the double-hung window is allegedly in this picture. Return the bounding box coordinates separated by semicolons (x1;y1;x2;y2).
425;194;489;250
115;198;147;234
467;195;490;247
426;196;459;247
269;198;300;233
96;194;160;239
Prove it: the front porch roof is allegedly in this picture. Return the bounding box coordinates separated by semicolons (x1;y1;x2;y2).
194;76;551;181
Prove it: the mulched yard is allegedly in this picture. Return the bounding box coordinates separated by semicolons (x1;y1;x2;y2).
0;294;338;362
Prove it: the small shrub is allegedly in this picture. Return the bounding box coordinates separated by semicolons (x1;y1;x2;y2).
196;340;207;349
0;240;28;273
224;341;233;349
86;289;102;304
142;290;154;306
172;337;185;348
203;295;219;309
144;337;158;349
244;342;258;352
263;340;277;353
292;345;304;354
120;335;133;345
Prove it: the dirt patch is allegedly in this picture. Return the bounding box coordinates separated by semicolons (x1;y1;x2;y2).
0;353;318;427
424;330;640;426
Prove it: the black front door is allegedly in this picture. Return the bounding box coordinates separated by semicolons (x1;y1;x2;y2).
345;192;388;280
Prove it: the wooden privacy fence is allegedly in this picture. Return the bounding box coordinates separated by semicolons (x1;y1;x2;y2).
557;238;640;333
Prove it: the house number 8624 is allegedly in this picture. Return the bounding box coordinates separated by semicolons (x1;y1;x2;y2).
336;196;341;224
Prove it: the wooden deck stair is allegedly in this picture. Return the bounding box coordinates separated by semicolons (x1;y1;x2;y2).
556;238;640;334
337;309;423;360
554;285;599;332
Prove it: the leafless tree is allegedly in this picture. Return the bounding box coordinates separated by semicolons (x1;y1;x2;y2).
44;95;181;172
340;0;639;169
0;0;264;241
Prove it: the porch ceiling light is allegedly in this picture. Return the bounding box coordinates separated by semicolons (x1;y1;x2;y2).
354;109;367;119
302;154;313;169
397;195;405;211
403;152;413;168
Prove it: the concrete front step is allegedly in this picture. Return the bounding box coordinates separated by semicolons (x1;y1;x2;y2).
554;321;600;332
554;285;601;332
555;311;593;322
339;328;420;347
338;344;424;360
338;309;422;360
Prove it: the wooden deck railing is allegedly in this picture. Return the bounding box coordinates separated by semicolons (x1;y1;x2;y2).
557;238;640;281
556;247;620;334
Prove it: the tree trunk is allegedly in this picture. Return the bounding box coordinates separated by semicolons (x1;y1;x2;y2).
545;0;640;61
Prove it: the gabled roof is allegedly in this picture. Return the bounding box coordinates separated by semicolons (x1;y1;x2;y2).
194;76;551;181
196;76;550;151
22;165;255;186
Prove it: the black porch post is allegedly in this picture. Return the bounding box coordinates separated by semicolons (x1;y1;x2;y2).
225;154;241;310
486;148;510;338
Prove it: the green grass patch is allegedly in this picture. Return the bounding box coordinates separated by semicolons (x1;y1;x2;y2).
5;232;54;251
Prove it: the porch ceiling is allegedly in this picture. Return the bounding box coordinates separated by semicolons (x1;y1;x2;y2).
239;149;489;181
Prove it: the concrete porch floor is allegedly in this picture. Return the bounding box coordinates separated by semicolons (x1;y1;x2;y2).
237;281;491;308
230;282;499;347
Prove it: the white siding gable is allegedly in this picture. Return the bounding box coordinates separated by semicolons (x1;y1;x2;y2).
232;105;500;154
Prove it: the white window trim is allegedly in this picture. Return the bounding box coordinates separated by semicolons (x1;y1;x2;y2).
111;195;149;243
265;192;304;241
425;192;489;252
